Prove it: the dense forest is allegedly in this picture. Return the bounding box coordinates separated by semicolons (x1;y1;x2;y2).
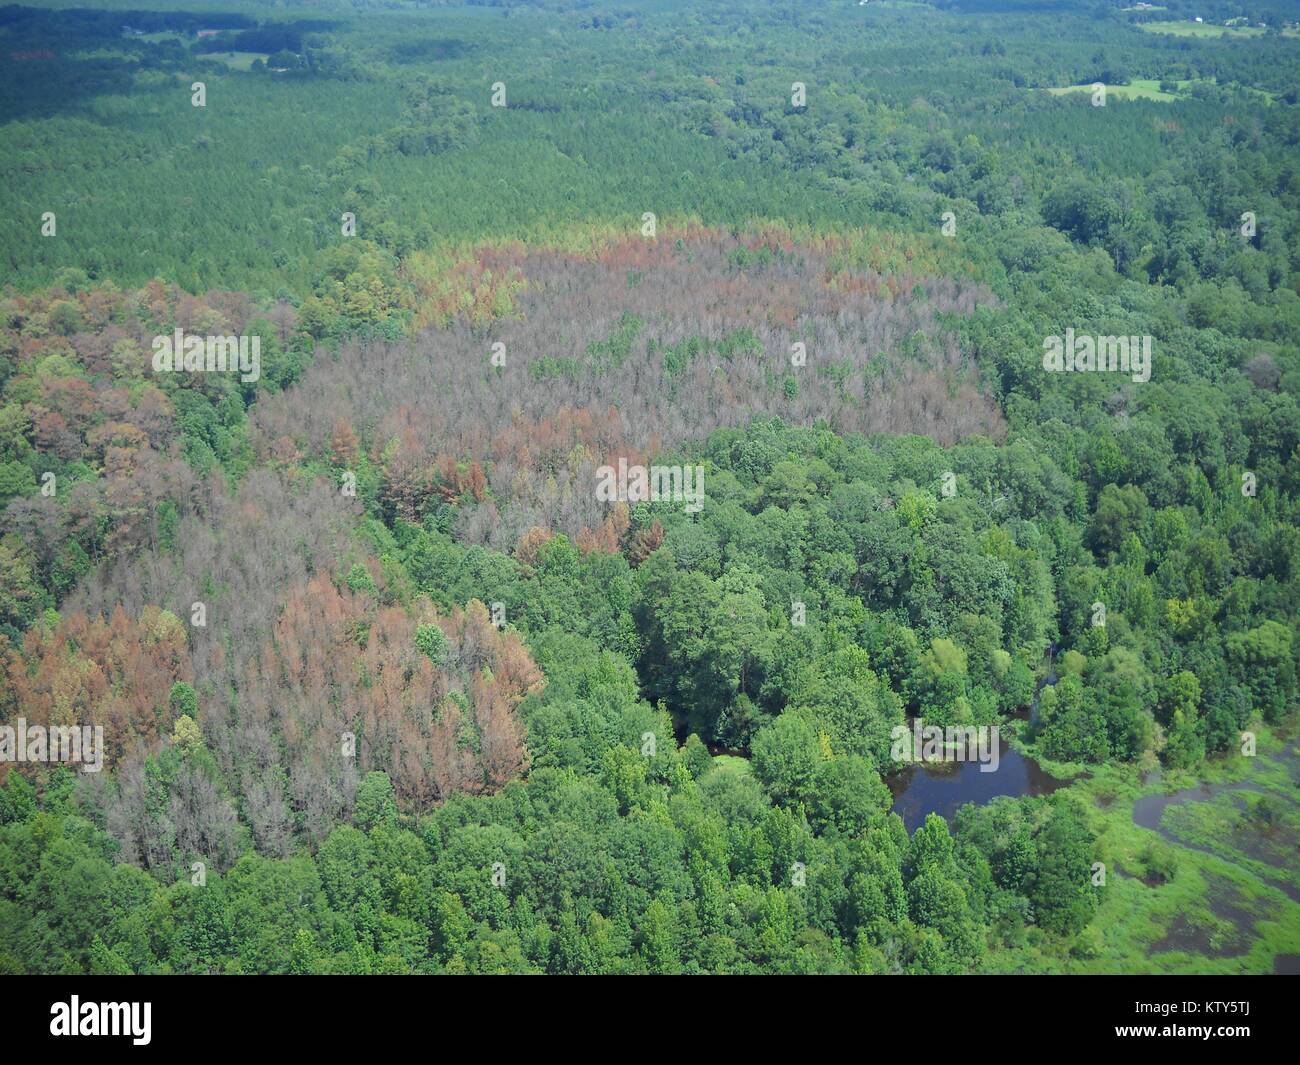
0;0;1298;976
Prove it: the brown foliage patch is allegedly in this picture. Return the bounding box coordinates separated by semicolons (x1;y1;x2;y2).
254;231;1004;551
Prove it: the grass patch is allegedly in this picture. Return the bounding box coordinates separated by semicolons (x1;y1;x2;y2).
200;52;270;72
708;754;753;779
984;724;1300;973
1046;79;1180;101
127;32;184;45
1139;21;1267;38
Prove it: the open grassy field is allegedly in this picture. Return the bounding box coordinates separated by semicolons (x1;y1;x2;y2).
1044;78;1278;103
1138;20;1300;39
1138;21;1268;38
1045;79;1182;101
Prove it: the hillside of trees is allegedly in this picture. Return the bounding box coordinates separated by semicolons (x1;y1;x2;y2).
0;0;1298;976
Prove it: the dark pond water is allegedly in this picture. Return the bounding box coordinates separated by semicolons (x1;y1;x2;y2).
888;669;1066;833
888;730;1067;834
